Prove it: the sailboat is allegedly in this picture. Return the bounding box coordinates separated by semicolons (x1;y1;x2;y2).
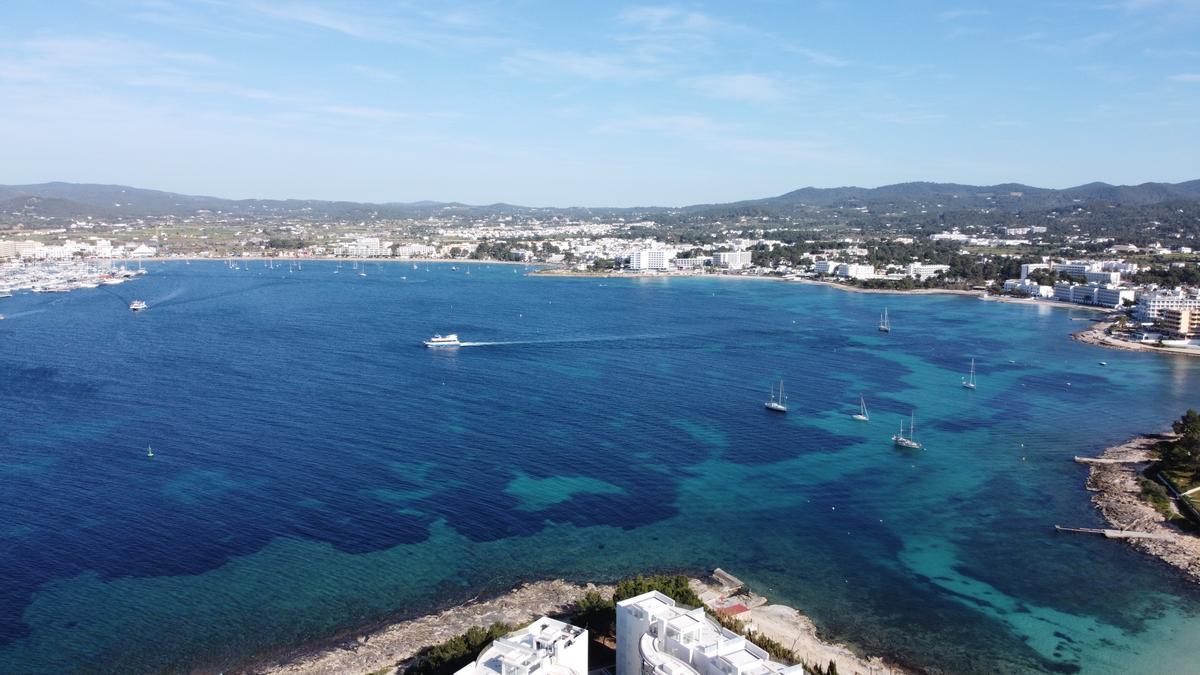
146;445;155;458
962;358;977;390
892;413;923;449
852;394;869;422
358;259;367;277
878;308;891;332
765;380;788;413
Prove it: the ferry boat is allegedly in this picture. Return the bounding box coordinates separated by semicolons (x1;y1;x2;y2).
129;300;148;312
764;380;788;413
424;333;461;347
892;413;923;450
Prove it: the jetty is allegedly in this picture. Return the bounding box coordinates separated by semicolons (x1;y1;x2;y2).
1054;525;1174;541
1074;455;1148;465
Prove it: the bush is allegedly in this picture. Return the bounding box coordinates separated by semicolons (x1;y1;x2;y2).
614;575;702;608
575;590;615;634
404;622;513;675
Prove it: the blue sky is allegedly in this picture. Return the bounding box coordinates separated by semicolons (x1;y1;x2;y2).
1;1;1199;206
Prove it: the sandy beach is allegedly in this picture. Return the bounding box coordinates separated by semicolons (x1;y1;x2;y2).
1083;435;1200;583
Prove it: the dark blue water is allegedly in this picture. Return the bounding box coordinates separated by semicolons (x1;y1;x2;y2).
2;262;1199;674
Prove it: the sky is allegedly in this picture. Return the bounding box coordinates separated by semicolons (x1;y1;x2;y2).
1;1;1199;206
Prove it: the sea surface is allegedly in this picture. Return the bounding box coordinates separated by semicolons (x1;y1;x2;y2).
2;261;1199;674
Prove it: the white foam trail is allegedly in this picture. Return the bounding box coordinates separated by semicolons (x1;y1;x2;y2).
1;309;47;319
457;334;665;347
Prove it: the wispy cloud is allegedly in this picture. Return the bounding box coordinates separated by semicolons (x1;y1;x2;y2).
682;74;784;102
936;8;991;21
617;6;721;32
1168;72;1200;81
500;49;661;82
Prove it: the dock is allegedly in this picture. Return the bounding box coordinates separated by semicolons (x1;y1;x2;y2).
1054;525;1173;541
1073;456;1148;465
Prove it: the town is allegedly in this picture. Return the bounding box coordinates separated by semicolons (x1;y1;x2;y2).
4;203;1200;349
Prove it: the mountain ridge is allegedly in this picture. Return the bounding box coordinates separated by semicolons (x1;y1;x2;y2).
2;179;1199;220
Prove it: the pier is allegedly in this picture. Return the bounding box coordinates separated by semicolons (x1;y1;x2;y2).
1073;455;1148;465
1054;525;1174;541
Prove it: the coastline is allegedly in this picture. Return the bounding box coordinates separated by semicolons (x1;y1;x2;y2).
1072;321;1200;358
243;573;906;675
1083;435;1200;582
247;580;613;675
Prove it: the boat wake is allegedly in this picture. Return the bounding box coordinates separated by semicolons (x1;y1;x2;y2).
456;334;666;347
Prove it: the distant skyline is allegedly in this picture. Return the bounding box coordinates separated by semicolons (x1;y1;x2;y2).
2;1;1199;207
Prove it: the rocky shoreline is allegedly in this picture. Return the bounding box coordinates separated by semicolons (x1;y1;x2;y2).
247;580;613;675
242;572;905;675
1084;435;1200;582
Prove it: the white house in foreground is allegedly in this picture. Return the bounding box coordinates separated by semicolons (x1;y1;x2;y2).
456;617;588;675
616;591;804;675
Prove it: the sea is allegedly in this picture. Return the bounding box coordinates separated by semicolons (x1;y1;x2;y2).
1;261;1199;674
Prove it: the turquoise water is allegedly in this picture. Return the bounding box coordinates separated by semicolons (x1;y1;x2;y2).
1;262;1198;673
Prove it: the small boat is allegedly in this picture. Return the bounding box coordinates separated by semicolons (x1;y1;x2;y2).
852;394;869;422
878;308;891;332
424;333;461;348
892;413;923;449
1098;361;1108;366
146;445;154;458
129;300;148;312
962;358;977;390
451;265;459;271
0;314;5;320
765;380;788;413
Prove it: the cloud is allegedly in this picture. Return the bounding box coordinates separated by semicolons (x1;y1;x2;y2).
1168;73;1200;81
936;8;991;21
617;6;721;32
682;74;784;102
593;113;722;137
500;49;660;81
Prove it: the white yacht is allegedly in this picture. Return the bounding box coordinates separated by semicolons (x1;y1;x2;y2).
424;333;461;347
129;300;148;312
852;394;869;421
878;308;891;332
962;358;977;390
892;413;923;449
764;380;788;413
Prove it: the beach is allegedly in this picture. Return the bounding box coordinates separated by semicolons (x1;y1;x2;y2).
1083;435;1200;583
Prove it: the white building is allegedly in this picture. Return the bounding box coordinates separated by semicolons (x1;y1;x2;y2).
713;251;752;270
836;263;876;280
395;243;437;257
812;260;838;275
1135;288;1200;322
129;244;157;258
455;617;587;675
1019;263;1049;279
1084;270;1121;285
1003;278;1053;297
674;256;712;270
630;249;674;271
1053;282;1134;308
616;591;803;675
904;263;949;280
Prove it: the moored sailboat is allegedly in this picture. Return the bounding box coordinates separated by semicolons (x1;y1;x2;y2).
892;412;923;449
852;394;869;421
765;380;788;413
